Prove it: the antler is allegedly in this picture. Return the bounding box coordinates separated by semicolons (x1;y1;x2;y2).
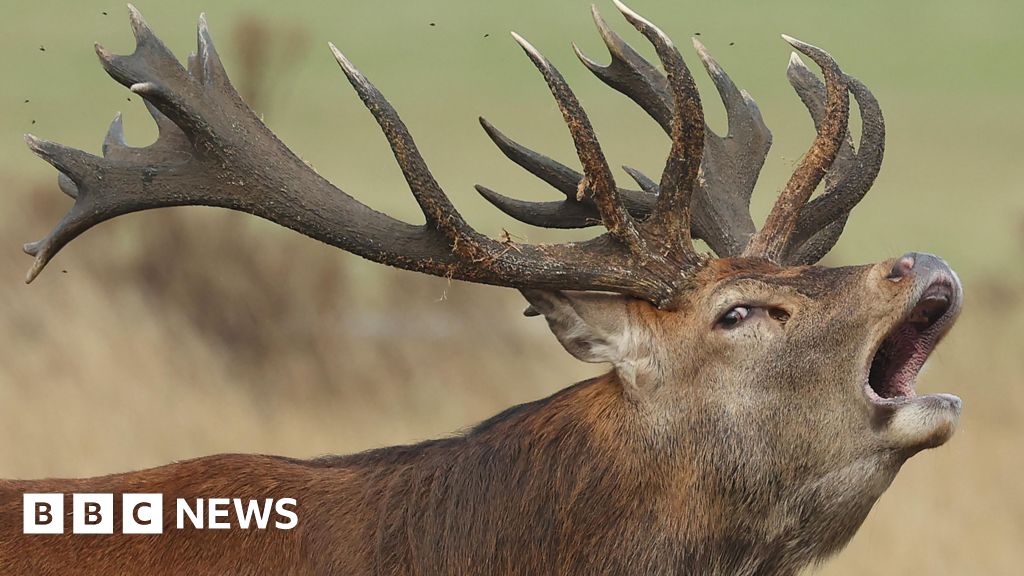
779;56;885;264
740;37;850;261
22;3;707;309
475;5;883;264
476;3;772;258
23;3;885;309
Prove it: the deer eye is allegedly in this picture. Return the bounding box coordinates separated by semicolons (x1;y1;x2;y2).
717;306;750;329
768;307;790;323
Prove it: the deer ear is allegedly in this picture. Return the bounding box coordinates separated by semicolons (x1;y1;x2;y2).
520;289;637;368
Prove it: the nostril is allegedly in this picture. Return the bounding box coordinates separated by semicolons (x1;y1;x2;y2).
887;254;916;281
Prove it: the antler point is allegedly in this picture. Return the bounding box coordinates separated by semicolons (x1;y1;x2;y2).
23;241;49;283
571;42;600;70
589;4;616;43
611;0;631;15
197;13;211;38
781;34;814;54
613;0;647;28
511;32;550;70
104;112;126;152
328;42;370;87
691;37;721;74
327;42;348;67
23;134;51;158
24;254;46;284
129;81;157;95
126;3;149;33
788;51;807;69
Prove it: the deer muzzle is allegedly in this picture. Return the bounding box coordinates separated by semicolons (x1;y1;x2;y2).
866;252;962;450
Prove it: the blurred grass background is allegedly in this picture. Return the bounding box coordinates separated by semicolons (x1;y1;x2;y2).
0;0;1022;573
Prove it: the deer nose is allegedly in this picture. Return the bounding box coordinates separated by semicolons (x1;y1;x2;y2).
886;252;951;282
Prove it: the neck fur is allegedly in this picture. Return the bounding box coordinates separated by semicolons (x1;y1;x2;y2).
311;373;849;575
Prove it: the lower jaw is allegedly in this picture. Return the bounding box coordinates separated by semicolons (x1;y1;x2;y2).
867;391;962;452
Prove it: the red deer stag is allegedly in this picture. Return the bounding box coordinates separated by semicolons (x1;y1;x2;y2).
1;3;962;575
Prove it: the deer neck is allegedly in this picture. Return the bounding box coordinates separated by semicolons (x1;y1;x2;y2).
319;373;840;575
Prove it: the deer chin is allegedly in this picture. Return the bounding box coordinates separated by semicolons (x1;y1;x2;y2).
864;277;962;450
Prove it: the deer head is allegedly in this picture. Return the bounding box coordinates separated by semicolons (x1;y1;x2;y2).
20;2;962;571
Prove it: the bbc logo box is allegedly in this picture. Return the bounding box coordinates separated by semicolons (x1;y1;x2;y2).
23;493;163;534
21;494;62;534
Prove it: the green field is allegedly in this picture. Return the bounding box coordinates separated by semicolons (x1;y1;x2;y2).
0;1;1022;573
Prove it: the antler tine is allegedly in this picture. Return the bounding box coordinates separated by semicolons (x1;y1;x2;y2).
786;218;848;265
476;117;599;229
614;0;702;255
690;38;769;145
101;112;126;157
742;36;850;262
21;134;105;282
635;31;774;260
802;77;884;225
622;165;658;194
475;184;655;229
478;117;583;200
687;38;768;257
329;43;488;259
474;185;604;229
476;118;654;228
575;8;772;258
510;31;647;257
96;8;218;148
782;67;885;264
573;4;673;133
785;52;830;128
193;13;230;87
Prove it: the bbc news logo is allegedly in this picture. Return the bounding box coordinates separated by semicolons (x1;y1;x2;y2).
23;494;298;534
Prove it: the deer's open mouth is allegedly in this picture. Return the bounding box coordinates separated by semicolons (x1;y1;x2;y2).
865;280;958;404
